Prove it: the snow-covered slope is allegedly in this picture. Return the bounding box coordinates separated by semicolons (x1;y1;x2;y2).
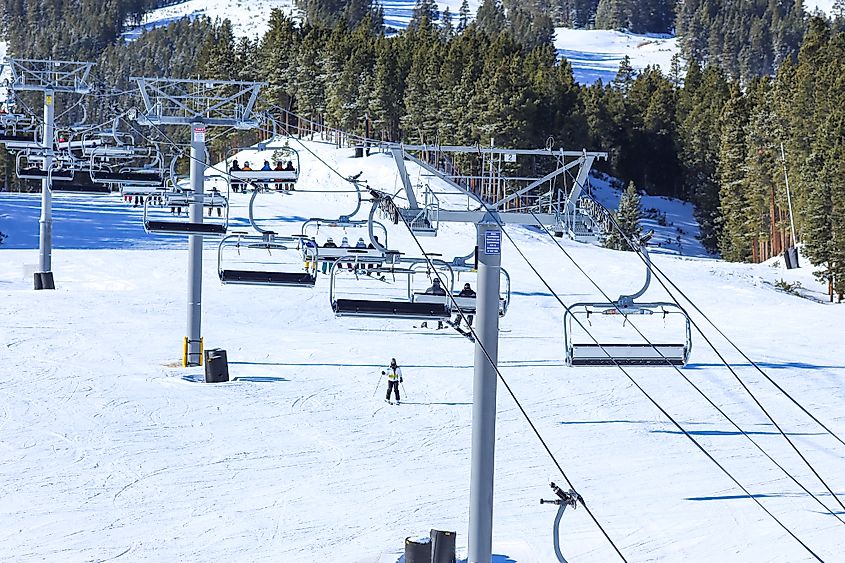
122;0;679;84
121;0;298;41
555;28;679;84
0;139;843;561
806;0;836;15
122;0;482;40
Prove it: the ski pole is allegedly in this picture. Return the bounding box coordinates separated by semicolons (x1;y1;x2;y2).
372;371;384;398
400;380;408;399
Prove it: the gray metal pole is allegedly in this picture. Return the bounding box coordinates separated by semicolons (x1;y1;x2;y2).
468;220;502;563
186;123;206;366
36;89;55;288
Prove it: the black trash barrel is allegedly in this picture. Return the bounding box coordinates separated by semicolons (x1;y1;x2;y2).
785;246;800;270
354;145;364;158
34;272;55;290
430;529;456;563
204;348;229;383
404;536;431;563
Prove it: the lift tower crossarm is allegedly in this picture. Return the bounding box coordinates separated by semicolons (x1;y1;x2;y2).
132;77;265;128
7;58;94;93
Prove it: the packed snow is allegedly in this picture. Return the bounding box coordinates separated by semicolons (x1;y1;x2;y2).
1;139;844;561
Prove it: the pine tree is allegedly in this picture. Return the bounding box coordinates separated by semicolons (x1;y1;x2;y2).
594;0;628;31
410;0;439;30
458;0;471;32
475;0;507;36
605;181;642;250
717;87;753;261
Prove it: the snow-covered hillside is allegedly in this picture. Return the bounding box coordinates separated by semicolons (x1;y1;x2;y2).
806;0;836;15
122;0;482;41
122;0;679;83
555;29;679;84
1;139;843;561
122;0;298;40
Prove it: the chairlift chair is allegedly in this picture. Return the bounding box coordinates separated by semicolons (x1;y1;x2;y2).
448;252;512;317
330;257;455;320
226;143;300;192
143;186;229;236
0;113;38;146
563;245;692;366
217;231;318;286
15;151;76;182
89;145;165;185
302;217;390;265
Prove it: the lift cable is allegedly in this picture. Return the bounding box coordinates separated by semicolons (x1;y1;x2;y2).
574;195;845;516
486;208;824;560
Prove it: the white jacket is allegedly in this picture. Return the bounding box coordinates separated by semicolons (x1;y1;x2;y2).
385;366;402;381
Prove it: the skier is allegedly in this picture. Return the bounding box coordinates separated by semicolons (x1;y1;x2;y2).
230;159;242;193
421;277;446;329
453;282;476;328
383;358;402;404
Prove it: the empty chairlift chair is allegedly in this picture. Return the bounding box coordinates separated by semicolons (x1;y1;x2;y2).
143;187;229;235
0;115;39;148
89;145;165;186
563;246;692;367
15;151;75;182
217;232;318;286
331;257;455;320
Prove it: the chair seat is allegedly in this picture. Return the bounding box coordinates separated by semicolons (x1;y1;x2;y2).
333;298;449;319
220;269;315;286
145;221;226;235
570;344;687;366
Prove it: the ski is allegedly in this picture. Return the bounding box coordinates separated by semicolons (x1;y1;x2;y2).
445;320;475;341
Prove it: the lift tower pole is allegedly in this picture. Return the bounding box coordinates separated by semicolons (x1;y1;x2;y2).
468;219;502;563
133;77;263;366
7;59;94;289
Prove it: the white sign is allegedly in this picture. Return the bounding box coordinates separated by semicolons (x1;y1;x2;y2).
504;153;517;163
192;126;206;143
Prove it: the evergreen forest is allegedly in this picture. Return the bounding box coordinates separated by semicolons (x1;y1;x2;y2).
1;0;844;298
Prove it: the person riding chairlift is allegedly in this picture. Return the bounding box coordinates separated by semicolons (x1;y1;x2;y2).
230;159;243;193
273;161;286;190
421;278;447;329
453;283;476;330
321;237;338;274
